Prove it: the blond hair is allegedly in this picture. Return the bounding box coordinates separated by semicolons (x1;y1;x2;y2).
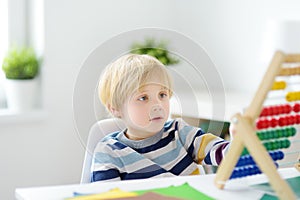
98;54;173;113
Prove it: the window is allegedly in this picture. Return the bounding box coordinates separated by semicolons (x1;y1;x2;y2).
0;0;44;112
0;0;8;108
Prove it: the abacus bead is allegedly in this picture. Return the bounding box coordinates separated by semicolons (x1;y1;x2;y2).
290;127;296;136
256;132;260;139
285;104;292;114
247;155;254;165
296;114;300;124
283;128;289;137
249;166;255;175
269;130;274;139
254;165;261;174
294;103;300;113
256;120;262;129
272;142;278;150
270;118;278;127
274;106;280;115
285;140;291;148
260;109;266;117
235;168;242;178
264;131;270;139
267;107;273;116
262;119;269;128
281;140;290;148
286;93;292;102
276;129;283;138
273;151;281;161
273;130;279;138
279;117;287;127
278;151;284;160
288;116;295;125
278;105;284;115
265;142;271;150
237;157;245;166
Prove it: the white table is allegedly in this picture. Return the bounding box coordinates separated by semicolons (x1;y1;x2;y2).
15;168;299;200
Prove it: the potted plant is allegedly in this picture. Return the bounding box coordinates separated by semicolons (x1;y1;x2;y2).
130;38;179;66
2;46;40;112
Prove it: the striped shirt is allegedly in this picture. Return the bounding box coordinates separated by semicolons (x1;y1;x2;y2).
91;118;229;182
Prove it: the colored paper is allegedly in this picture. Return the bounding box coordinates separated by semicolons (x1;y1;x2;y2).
135;183;214;200
68;183;214;200
67;188;138;200
112;192;184;200
251;176;300;200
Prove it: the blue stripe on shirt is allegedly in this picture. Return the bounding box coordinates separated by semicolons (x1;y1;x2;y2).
187;129;205;157
170;154;194;175
120;164;168;180
94;151;145;167
151;138;187;165
135;130;176;154
107;141;127;150
92;168;119;181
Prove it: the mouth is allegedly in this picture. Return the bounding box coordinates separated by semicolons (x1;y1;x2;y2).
150;117;164;121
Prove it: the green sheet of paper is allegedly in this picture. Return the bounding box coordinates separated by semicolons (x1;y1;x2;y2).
135;183;214;200
251;176;300;200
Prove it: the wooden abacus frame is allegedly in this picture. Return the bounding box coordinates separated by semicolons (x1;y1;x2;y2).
214;51;299;200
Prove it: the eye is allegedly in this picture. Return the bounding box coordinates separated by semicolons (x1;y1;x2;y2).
137;95;148;101
159;92;168;99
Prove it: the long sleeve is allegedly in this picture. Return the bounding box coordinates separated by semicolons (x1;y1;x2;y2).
176;119;230;166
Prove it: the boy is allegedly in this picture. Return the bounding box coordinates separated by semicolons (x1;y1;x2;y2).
91;54;230;182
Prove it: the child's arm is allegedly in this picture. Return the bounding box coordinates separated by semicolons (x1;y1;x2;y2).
177;119;230;166
189;131;229;166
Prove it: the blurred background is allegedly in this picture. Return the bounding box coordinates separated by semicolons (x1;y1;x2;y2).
1;0;300;199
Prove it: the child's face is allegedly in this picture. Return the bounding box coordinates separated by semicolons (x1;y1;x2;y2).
120;81;170;140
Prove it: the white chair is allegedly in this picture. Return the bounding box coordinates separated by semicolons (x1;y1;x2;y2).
80;118;126;183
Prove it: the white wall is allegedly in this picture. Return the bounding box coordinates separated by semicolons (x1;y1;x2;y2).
1;0;300;199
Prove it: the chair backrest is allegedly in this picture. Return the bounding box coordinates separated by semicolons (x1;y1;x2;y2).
80;118;126;183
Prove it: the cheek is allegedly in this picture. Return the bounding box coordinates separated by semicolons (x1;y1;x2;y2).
162;100;170;113
126;104;150;123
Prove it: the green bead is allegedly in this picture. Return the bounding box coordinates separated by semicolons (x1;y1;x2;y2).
278;130;284;138
257;132;263;140
285;140;291;148
273;130;279;138
290;127;296;136
269;130;274;139
272;142;278;150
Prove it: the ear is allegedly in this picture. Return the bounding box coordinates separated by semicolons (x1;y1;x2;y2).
108;104;122;118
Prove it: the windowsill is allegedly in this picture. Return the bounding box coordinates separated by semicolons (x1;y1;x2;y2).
0;108;46;123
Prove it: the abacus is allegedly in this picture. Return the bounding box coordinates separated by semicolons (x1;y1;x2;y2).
214;51;300;200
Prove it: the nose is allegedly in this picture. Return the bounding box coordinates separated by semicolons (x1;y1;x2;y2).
151;104;162;112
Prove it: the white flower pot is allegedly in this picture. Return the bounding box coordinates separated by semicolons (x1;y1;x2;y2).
4;79;39;112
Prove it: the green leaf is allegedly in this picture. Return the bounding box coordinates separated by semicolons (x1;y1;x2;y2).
129;38;180;66
1;46;40;79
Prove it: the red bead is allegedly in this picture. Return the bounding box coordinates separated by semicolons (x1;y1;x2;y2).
260;108;267;117
273;106;279;116
278;117;287;127
296;114;300;124
294;103;300;113
264;108;270;116
256;120;262;129
287;116;294;125
256;119;268;129
278;105;284;115
270;118;278;127
284;105;292;114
